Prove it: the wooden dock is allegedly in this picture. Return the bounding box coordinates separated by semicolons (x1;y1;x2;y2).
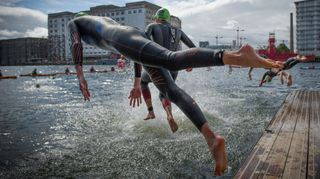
234;90;320;179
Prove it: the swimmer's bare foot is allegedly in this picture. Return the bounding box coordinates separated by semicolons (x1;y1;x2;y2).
144;111;155;120
210;135;228;176
167;115;178;133
240;45;283;68
224;44;283;69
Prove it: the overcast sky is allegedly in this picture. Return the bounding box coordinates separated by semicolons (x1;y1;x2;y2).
0;0;296;48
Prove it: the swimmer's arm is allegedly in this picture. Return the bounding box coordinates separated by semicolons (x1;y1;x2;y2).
181;31;196;48
69;20;90;101
128;77;142;107
134;62;142;78
181;31;196;72
144;23;153;40
248;67;253;80
69;21;83;66
75;64;90;101
128;63;142;107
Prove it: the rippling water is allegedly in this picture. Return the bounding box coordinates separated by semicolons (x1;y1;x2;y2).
0;63;319;178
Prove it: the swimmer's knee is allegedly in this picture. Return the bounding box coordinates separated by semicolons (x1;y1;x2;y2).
166;86;183;103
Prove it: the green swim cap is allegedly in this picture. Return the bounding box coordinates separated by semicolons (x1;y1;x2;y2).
154;8;171;21
74;12;88;18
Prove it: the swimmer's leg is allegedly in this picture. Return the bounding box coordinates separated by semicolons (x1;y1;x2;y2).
160;97;178;133
139;44;283;70
141;72;155;120
145;66;228;175
159;71;179;133
201;123;228;175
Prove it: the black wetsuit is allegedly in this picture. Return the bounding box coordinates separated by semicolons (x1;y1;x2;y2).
68;16;224;130
282;57;301;70
68;16;224;75
261;57;301;83
141;21;196;108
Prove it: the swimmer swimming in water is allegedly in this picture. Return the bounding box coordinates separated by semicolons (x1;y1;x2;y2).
68;12;282;175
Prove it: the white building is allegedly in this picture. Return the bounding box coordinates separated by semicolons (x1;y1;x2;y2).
48;12;74;63
295;0;320;56
47;1;181;63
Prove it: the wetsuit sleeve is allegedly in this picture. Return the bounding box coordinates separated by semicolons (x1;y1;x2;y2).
180;31;196;48
68;20;83;66
134;62;142;78
283;57;300;70
145;24;153;40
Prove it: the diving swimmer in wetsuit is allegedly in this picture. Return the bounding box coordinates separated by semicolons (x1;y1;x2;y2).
259;55;307;87
140;8;195;133
68;12;282;175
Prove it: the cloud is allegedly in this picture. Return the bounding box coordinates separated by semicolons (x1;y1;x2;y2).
0;5;48;39
221;20;239;30
155;0;295;47
0;0;22;6
0;29;23;39
25;27;48;38
0;6;47;23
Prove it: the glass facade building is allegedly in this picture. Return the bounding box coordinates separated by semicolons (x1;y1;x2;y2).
295;0;320;56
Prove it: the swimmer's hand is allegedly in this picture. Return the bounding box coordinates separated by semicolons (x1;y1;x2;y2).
186;68;192;72
128;87;142;107
128;77;142;107
79;77;91;101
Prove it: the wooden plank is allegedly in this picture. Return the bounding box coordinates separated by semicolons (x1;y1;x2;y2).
282;90;310;178
235;90;320;178
253;91;303;178
267;91;298;132
234;91;299;179
307;91;320;179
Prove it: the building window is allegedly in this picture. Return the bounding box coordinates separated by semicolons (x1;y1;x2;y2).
128;10;131;14
116;12;119;15
121;11;124;15
121;17;125;21
116;18;119;21
107;13;109;16
133;10;137;13
62;19;64;21
139;9;142;13
111;12;114;16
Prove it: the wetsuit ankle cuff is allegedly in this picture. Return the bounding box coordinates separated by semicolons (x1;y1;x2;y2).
214;50;225;66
